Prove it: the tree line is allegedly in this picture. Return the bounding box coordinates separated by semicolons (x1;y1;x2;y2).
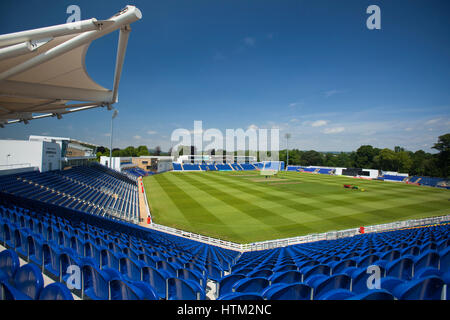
96;133;449;178
96;145;166;160
280;133;449;178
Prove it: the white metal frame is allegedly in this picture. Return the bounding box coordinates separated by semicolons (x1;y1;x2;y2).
0;5;142;126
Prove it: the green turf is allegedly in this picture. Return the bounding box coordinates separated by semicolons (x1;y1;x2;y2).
143;171;450;243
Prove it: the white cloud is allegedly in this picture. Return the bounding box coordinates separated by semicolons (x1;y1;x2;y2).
289;102;303;108
311;120;329;127
323;127;345;134
324;89;342;97
133;135;142;140
289;118;299;123
425;118;441;125
243;37;256;46
147;130;157;135
247;124;258;130
405;127;413;132
103;133;111;137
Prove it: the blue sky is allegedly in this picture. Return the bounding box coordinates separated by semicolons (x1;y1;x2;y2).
0;0;449;152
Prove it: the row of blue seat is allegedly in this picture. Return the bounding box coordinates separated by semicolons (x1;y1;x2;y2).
173;163;258;172
286;166;334;175
217;224;449;300
0;164;139;223
0;198;239;300
0;249;74;300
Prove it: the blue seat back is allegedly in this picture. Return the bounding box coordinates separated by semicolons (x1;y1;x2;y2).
0;249;19;280
270;270;303;285
14;264;44;300
167;278;198;300
234;277;270;293
142;266;166;299
39;283;74;300
81;265;110;300
314;274;351;299
219;274;246;297
268;283;313;300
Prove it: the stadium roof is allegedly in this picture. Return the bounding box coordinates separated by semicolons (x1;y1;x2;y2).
0;5;142;127
29;135;100;148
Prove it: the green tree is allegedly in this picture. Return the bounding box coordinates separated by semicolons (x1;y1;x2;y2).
432;133;450;177
375;148;397;171
301;150;323;166
395;151;413;173
136;145;150;156
355;145;378;168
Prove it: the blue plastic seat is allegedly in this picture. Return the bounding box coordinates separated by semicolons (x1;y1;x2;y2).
414;251;440;275
177;268;205;290
330;259;356;274
218;292;264;300
385;257;414;281
346;289;395;300
119;257;146;282
109;279;158;300
351;266;385;294
100;248;120;270
82;265;119;300
311;274;352;300
206;264;223;281
142;266;166;299
156;260;177;278
39;282;74;300
167;277;205;300
439;247;450;271
301;264;331;282
264;283;313;300
232;277;270;294
0;249;20;282
273;264;298;273
218;274;246;297
269;270;303;285
248;269;273;278
317;289;355;300
392;276;444;300
1;264;44;300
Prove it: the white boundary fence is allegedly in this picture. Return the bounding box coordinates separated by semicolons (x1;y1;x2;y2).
147;213;450;253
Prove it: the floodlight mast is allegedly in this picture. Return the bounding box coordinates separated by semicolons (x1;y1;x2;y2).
110;109;119;169
285;133;291;167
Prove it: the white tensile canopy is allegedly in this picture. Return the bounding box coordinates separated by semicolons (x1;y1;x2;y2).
0;5;142;127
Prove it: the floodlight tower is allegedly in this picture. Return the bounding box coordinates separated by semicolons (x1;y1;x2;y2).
109;109;119;169
285;133;291;167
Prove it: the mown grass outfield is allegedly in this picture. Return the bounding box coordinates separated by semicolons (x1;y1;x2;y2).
143;171;450;243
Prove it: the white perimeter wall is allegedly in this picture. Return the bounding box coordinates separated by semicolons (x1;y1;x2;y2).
0;140;60;172
362;169;379;179
100;156;122;171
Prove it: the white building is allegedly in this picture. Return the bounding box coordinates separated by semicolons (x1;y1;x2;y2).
0;135;98;175
100;156;134;172
0;139;61;174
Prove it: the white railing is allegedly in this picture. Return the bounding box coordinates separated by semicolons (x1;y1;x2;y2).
145;214;450;252
149;223;243;251
0;163;32;169
140;177;151;221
